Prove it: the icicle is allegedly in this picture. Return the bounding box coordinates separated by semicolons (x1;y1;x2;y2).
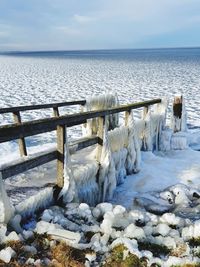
98;121;116;202
82;93;119;136
59;127;77;203
142;110;153;151
0;172;14;224
126;111;141;173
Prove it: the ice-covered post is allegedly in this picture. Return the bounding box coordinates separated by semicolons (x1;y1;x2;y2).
125;109;131;126
0;172;14;223
96;116;105;162
56;124;66;188
142;105;149;120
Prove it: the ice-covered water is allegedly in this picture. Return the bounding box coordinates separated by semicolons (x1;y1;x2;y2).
1;48;200;150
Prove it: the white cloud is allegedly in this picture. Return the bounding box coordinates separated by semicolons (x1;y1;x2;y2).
73;14;96;24
54;26;81;36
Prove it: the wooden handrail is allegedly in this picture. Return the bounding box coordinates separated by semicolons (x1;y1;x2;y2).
0;136;99;179
0;98;161;143
0;100;86;114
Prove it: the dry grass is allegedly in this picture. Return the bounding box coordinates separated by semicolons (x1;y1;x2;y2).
103;244;147;267
0;234;93;267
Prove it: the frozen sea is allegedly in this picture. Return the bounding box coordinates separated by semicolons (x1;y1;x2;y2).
1;48;200;205
1;48;200;157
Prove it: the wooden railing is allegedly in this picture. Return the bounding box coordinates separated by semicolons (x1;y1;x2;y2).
0;100;86;157
0;98;161;187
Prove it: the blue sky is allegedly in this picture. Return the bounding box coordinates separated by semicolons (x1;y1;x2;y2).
0;0;200;51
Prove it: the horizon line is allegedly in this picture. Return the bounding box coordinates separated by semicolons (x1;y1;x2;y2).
1;45;200;54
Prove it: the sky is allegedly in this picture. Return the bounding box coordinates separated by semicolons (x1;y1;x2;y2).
0;0;200;51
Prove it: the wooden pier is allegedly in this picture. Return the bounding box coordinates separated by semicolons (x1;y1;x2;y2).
0;98;161;188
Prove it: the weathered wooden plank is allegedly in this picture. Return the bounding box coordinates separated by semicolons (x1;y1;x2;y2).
0;149;57;179
0;99;161;143
0;136;99;180
0;100;86;114
69;135;99;154
56;125;66;188
13;111;27;157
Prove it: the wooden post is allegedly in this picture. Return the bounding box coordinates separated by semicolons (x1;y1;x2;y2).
173;96;182;119
56;125;66;188
13;111;27;157
125;110;131;126
96;116;105;162
142;105;149;119
173;95;183;132
53;107;60;117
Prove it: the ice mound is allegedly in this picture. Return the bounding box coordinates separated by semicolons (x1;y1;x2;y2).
134;183;200;219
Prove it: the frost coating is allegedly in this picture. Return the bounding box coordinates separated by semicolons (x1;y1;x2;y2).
126;111;141;173
98;124;116;202
15;187;53;217
0;172;14;224
82;93;119;136
59;127;77;203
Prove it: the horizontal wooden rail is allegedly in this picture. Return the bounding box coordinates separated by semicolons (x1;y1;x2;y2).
0;99;161;143
0;136;99;179
0;100;86;114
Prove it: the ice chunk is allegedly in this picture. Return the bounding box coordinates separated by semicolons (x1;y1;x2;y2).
48;229;81;245
154;223;171;237
124;223;145;240
24;245;37;255
25;258;35;265
23;230;34;240
160;213;181;226
96;203;113;215
113;205;126;215
100;211;115;234
6;231;20;242
35;221;62;234
92;207;101;219
0;247;16;263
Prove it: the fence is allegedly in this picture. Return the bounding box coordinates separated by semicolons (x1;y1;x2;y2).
0;98;161;188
